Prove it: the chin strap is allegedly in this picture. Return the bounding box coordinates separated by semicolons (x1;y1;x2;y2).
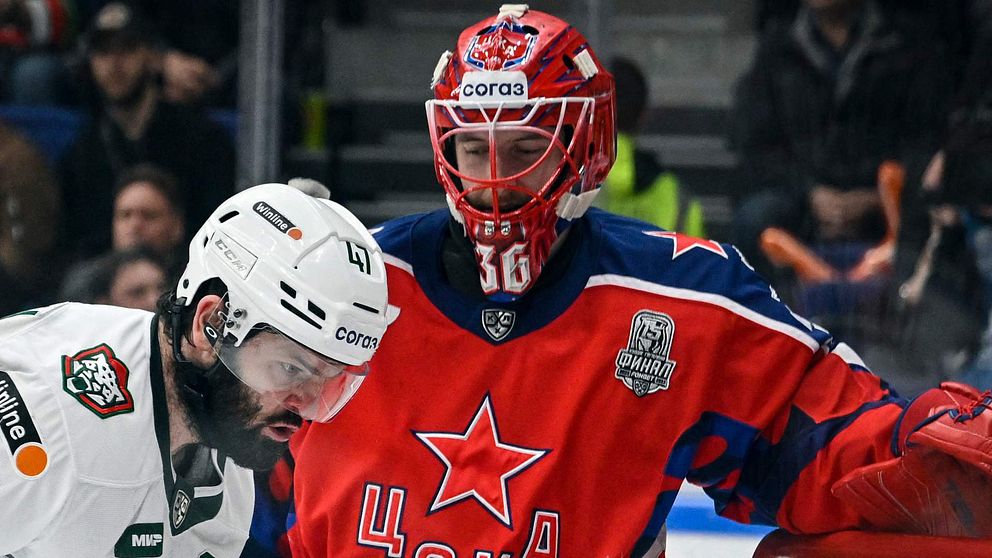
169;296;189;364
166;295;223;413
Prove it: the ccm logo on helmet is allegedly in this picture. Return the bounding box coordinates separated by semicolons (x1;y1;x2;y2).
210;231;258;279
335;327;379;349
215;237;250;272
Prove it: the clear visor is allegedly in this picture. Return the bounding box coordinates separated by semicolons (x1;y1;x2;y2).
206;302;368;423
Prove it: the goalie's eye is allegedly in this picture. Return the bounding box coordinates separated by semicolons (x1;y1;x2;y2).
456;141;489;158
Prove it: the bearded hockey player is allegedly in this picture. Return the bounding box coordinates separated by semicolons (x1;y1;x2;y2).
0;182;391;556
250;5;992;558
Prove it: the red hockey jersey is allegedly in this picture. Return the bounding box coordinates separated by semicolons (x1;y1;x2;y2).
282;209;905;557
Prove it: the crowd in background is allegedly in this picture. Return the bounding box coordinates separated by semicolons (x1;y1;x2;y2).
731;0;992;391
1;0;992;394
0;0;241;315
0;0;323;311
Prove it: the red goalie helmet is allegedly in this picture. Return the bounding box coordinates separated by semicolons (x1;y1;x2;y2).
428;4;616;300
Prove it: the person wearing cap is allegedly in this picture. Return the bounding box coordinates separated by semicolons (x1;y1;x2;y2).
59;1;235;260
0;181;393;556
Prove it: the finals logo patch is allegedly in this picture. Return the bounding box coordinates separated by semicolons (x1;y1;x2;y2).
62;344;134;417
615;311;678;397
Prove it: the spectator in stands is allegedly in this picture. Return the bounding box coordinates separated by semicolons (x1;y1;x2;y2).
111;163;185;279
755;0;800;32
58;163;185;312
0;122;63;314
75;1;239;107
0;0;76;105
915;4;992;386
143;0;237;107
59;163;184;312
755;0;979;60
904;0;992;308
730;0;953;279
59;1;234;260
599;57;706;237
59;247;167;311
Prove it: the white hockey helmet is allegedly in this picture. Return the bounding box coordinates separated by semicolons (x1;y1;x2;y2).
175;183;391;421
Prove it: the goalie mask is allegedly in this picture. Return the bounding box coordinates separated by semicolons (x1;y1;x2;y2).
176;183;392;422
428;4;616;300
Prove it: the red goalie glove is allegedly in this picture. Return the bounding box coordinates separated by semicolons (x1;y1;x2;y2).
832;382;992;537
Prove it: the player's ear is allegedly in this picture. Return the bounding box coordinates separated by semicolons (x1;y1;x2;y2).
188;294;224;364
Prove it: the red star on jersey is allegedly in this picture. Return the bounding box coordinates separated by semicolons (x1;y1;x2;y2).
414;394;548;527
646;231;728;260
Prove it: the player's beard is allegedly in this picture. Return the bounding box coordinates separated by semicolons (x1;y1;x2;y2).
174;358;301;471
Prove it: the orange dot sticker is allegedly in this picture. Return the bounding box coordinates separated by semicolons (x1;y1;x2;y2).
288;228;303;240
15;443;48;478
0;370;49;480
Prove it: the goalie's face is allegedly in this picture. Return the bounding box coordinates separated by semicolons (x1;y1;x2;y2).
428;107;583;299
427;7;617;299
453;129;565;213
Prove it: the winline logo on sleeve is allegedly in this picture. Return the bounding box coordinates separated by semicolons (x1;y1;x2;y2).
0;370;48;478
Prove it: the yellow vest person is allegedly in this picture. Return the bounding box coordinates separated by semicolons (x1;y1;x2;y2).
601;132;706;236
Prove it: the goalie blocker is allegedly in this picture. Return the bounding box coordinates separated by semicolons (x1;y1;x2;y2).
832;382;992;537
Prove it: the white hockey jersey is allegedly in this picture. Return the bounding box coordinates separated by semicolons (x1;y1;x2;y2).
0;303;254;557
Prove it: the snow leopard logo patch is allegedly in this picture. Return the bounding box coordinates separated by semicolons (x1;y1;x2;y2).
62;344;134;418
